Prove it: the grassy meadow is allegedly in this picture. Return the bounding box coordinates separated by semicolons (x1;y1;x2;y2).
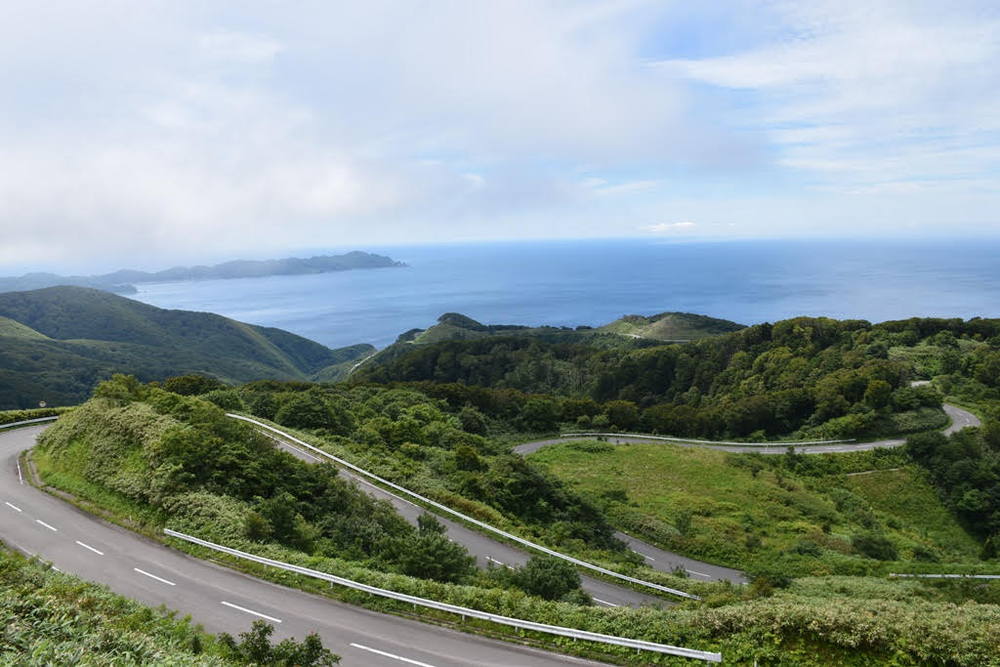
529;440;982;576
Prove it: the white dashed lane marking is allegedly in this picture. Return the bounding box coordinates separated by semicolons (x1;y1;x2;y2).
75;540;104;556
220;600;282;623
35;519;57;531
134;568;176;586
349;643;438;667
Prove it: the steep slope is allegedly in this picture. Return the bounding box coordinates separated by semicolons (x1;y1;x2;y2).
0;286;372;408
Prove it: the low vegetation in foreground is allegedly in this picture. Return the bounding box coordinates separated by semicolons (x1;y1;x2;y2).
0;545;338;665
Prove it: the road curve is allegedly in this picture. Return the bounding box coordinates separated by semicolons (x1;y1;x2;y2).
0;425;608;667
514;403;981;457
512;402;981;584
270;436;670;607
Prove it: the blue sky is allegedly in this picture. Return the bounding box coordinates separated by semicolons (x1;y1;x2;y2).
1;1;998;272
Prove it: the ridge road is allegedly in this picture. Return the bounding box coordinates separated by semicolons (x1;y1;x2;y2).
513;403;980;456
0;424;609;667
511;402;980;582
266;434;675;604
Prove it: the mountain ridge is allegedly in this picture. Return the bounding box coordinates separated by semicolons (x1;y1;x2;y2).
0;251;404;294
0;286;372;408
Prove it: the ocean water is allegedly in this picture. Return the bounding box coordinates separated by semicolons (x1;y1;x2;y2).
131;238;1000;350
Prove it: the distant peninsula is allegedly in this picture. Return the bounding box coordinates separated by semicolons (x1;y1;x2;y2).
0;251;405;295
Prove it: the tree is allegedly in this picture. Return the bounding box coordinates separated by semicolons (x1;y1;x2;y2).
852;532;898;560
512;556;582;601
604;400;640;430
454;445;484;471
458;405;488;435
391;515;474;583
417;512;447;535
219;620;340;665
521;398;560;432
161;374;226;396
274;391;354;434
864;380;893;409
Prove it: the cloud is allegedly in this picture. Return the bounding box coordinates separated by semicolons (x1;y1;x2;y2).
642;221;697;233
657;0;1000;192
0;1;747;270
0;1;998;271
199;31;283;63
590;180;660;197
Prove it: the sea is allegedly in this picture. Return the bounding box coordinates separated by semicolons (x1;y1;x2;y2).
130;238;1000;350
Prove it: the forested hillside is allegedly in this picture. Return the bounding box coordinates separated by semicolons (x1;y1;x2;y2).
0;287;372;409
358;316;1000;441
362;311;743;373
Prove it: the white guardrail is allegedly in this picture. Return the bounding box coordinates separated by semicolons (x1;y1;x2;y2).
165;528;722;663
889;573;1000;579
560;432;855;447
226;414;700;601
0;416;59;430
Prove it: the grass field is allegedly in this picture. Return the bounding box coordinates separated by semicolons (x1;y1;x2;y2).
529;440;982;574
844;467;981;558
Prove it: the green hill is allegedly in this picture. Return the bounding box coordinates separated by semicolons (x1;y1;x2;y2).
0;315;49;340
0;286;373;408
598;311;745;341
360;310;741;376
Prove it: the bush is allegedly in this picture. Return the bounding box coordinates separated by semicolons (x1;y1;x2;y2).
219;620;339;665
852;532;898;560
511;556;582;601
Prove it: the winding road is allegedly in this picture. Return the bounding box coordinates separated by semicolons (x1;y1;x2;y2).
1;401;977;663
268;434;672;606
511;402;981;583
514;403;980;456
0;424;608;667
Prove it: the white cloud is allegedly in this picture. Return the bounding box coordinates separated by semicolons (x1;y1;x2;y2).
658;0;1000;192
199;31;283;63
591;180;660;196
1;0;741;270
0;0;997;271
642;221;697;233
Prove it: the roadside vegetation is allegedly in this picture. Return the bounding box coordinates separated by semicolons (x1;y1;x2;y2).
0;545;338;665
0;406;71;426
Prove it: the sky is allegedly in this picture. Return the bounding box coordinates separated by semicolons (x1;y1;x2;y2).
1;0;998;272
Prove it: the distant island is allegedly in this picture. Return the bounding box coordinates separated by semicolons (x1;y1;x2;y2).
0;251;405;295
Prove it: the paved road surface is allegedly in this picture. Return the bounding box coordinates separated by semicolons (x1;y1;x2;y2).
613;532;745;584
271;437;669;606
514;403;980;456
0;425;608;667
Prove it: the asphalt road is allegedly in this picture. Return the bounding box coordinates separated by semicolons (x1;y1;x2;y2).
271;437;669;607
514;403;981;456
0;425;609;667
